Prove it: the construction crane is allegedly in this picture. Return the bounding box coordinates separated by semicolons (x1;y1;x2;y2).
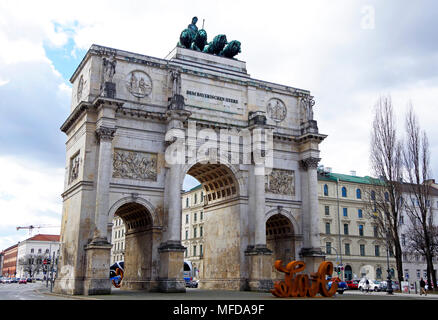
16;224;60;236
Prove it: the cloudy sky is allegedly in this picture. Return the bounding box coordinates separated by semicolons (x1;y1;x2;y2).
1;0;437;250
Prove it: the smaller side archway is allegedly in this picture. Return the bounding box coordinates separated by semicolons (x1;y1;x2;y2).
265;210;297;281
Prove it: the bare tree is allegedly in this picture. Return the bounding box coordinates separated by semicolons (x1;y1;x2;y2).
368;95;404;286
402;107;437;291
18;254;45;278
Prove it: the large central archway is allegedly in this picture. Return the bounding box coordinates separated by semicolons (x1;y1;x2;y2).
183;162;244;290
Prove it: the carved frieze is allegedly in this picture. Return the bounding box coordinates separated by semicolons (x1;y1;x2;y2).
113;149;157;181
126;70;152;98
76;75;84;102
265;169;295;196
69;152;81;184
267;98;287;122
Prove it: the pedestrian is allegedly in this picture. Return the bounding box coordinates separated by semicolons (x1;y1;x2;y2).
420;278;427;296
365;279;370;293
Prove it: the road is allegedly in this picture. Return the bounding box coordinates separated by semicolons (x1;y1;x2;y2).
0;281;71;300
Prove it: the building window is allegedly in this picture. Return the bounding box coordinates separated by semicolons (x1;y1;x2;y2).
371;190;376;201
194;193;197;204
200;226;203;237
200;244;203;256
401;234;406;246
324;206;330;215
360;244;365;256
194;212;197;222
358;209;363;218
185;230;188;240
326;242;332;254
201;191;204;202
324;184;329;196
405;270;409;280
193;245;197;256
376;268;382;279
356;188;362;199
375;245;380;257
345;243;350;255
31;249;34;253
200;211;203;220
193;227;197;238
186;197;189;208
343;207;348;217
186;214;189;224
344;224;349;235
399;215;404;225
416;270;421;278
341;187;347;197
325;222;331;234
359;224;364;236
38;249;42;254
373;226;378;238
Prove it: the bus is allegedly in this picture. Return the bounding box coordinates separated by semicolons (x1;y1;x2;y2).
183;261;194;283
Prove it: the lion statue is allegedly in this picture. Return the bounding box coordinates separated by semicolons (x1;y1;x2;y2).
219;40;241;59
178;28;195;49
190;29;208;51
203;34;228;55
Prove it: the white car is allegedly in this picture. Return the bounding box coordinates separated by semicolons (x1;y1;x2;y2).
358;279;380;292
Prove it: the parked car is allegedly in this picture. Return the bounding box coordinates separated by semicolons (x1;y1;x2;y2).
19;279;27;284
328;277;348;294
11;278;18;283
26;278;32;283
346;280;359;290
358;279;380;292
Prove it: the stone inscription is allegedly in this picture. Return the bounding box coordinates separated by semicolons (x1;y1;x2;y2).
113;149;157;181
265;169;295;195
186;90;238;104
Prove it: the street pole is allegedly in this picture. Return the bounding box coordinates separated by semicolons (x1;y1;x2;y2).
385;228;393;295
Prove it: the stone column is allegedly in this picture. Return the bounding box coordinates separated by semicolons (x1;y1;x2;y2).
158;107;190;293
300;157;325;273
83;126;115;295
93;126;116;243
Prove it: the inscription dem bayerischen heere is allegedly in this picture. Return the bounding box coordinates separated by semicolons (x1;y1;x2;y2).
186;90;238;104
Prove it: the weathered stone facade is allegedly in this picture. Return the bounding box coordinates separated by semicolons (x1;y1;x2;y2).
54;44;326;295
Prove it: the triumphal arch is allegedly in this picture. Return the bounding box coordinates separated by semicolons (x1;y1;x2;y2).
54;18;327;295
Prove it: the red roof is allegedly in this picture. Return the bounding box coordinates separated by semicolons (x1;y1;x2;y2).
27;234;60;242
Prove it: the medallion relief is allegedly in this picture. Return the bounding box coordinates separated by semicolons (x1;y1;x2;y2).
266;98;287;122
126;70;152;98
265;169;295;195
113;149;157;181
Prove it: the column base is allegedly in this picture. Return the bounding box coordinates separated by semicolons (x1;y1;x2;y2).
245;245;273;292
300;247;326;274
157;241;186;293
83;242;112;295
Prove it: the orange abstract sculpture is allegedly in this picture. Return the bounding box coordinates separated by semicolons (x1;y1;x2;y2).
111;267;124;288
271;260;338;298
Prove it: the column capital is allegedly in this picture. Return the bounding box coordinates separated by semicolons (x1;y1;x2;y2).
95;126;116;141
300;157;320;171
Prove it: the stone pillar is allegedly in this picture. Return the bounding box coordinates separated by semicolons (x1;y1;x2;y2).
158;106;191;293
83;126;116;295
93;126;116;243
245;163;272;291
300;157;325;273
